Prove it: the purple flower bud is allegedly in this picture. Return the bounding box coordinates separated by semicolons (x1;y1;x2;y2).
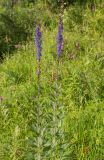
57;16;63;57
35;25;42;61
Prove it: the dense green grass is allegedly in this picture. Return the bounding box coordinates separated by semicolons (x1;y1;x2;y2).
0;4;104;160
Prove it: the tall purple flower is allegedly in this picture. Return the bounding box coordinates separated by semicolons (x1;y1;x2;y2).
57;16;63;57
35;25;42;61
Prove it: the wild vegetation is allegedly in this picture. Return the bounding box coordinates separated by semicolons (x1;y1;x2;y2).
0;0;104;159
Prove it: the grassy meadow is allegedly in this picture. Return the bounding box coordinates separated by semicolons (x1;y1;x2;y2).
0;1;104;160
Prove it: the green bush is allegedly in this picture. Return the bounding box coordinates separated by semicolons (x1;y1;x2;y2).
0;8;35;57
0;4;57;58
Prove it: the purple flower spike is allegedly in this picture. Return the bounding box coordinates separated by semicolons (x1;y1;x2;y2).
57;16;63;57
35;25;42;61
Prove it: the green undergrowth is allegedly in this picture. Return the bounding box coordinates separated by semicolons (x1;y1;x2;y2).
0;4;104;160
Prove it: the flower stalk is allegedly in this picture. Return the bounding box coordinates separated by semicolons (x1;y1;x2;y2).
52;7;64;157
35;25;42;160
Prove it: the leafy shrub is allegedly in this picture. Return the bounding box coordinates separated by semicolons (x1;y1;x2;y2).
0;4;57;59
0;8;34;57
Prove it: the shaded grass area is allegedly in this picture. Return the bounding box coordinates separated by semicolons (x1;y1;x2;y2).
0;5;104;160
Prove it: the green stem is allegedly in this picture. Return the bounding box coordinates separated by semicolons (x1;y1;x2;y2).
36;60;42;160
52;58;60;159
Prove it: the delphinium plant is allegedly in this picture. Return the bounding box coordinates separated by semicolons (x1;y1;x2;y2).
51;5;64;159
35;24;43;160
35;24;42;94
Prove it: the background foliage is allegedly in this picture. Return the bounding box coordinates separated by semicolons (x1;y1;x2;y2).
0;0;104;159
